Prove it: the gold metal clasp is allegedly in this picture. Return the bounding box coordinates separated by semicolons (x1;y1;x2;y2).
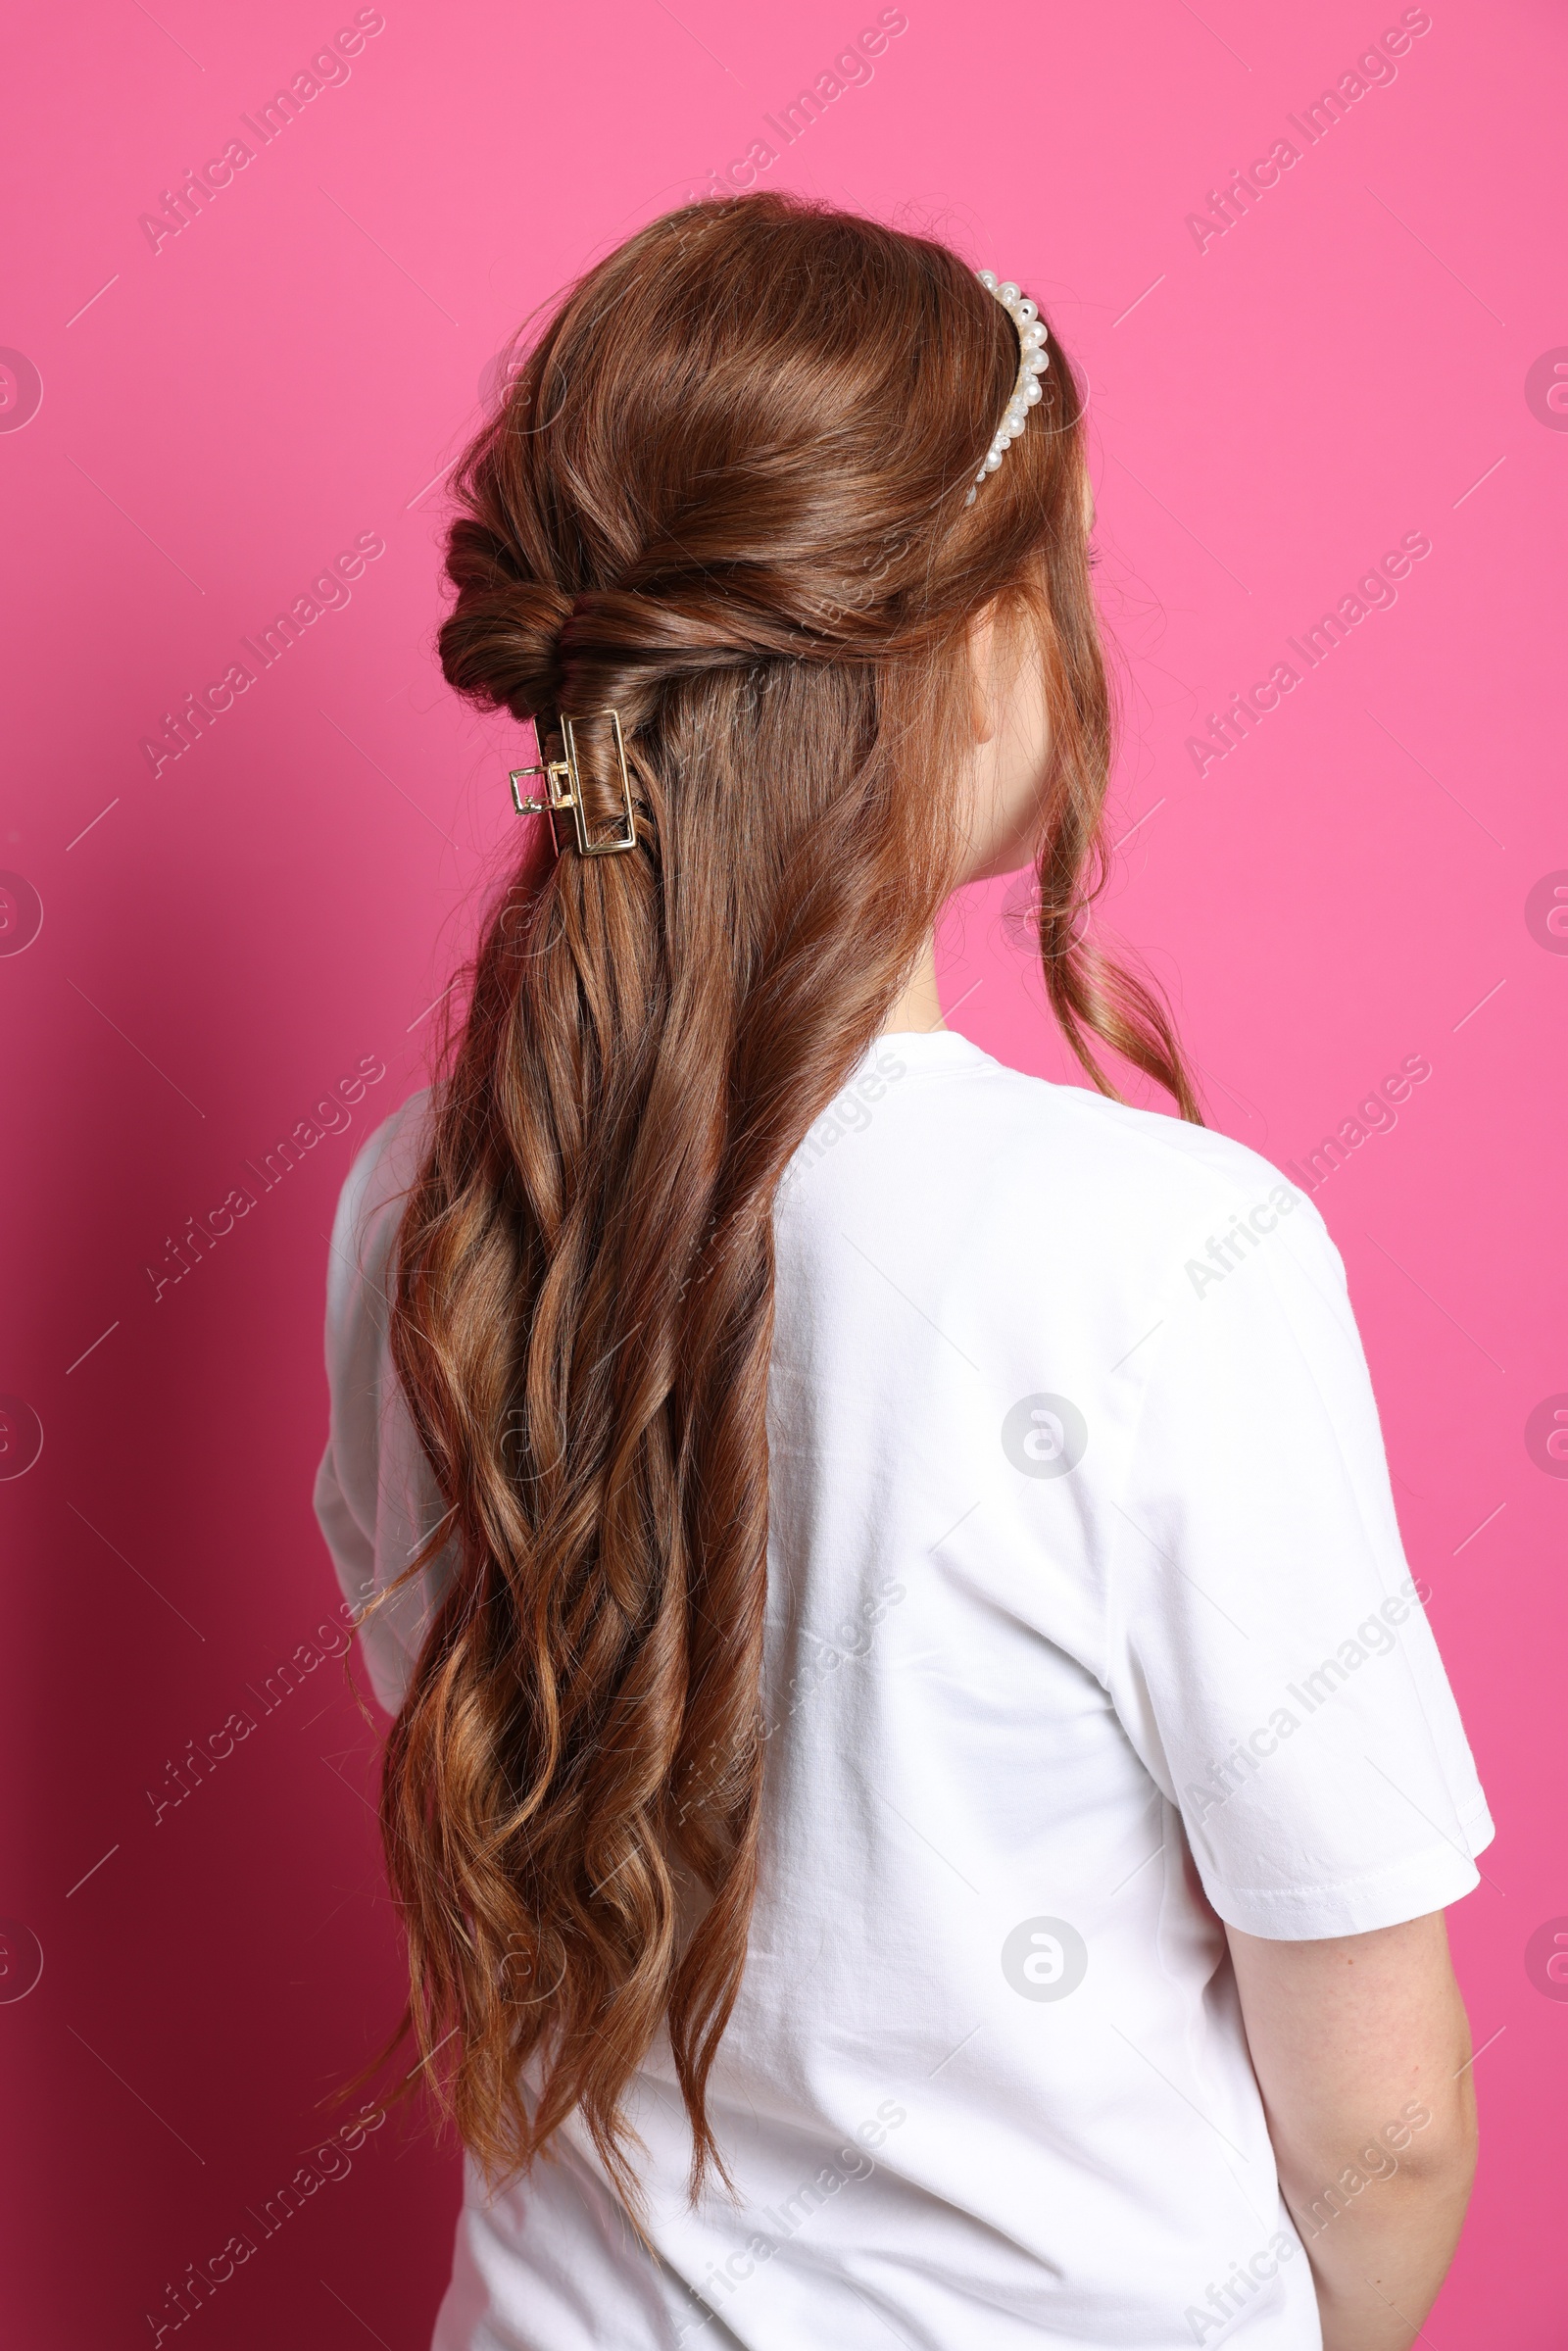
508;758;572;817
508;709;636;857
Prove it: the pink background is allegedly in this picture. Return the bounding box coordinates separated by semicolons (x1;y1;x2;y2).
2;0;1564;2340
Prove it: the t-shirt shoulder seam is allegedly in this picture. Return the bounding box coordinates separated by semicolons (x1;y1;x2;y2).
350;1086;432;1225
934;1046;1318;1222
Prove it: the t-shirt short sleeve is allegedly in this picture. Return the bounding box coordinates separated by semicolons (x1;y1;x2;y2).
1104;1181;1494;1939
312;1092;455;1719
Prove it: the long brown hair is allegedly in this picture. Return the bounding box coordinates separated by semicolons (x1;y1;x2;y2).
368;191;1199;2210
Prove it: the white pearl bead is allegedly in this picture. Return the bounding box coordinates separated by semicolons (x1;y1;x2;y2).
970;269;1053;490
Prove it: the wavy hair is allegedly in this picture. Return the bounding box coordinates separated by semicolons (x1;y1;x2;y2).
359;191;1200;2213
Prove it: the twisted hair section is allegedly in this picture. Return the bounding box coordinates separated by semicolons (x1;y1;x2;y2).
359;191;1199;2214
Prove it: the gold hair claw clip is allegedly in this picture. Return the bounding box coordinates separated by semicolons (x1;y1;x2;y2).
509;709;637;857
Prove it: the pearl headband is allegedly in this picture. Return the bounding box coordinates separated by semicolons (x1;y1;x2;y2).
965;269;1051;503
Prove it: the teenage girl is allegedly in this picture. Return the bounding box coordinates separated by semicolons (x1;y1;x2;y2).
315;192;1492;2351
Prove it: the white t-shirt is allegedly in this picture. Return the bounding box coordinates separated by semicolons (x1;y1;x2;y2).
314;1026;1493;2351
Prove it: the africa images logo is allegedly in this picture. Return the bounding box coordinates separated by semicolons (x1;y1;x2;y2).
1002;1394;1088;1480
1524;349;1568;430
0;349;43;433
1001;1917;1089;2002
0;872;44;955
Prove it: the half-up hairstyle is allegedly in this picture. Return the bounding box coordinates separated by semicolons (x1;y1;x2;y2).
369;190;1200;2213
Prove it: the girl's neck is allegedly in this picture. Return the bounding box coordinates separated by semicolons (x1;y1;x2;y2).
881;932;945;1035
